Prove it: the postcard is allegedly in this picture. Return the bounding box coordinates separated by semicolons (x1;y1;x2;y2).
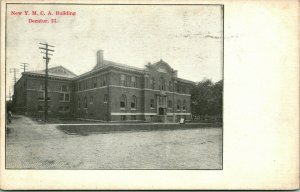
0;0;299;190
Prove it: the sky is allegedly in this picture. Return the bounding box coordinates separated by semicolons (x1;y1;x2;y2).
6;4;223;98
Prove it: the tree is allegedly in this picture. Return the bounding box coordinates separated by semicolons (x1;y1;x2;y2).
191;79;223;121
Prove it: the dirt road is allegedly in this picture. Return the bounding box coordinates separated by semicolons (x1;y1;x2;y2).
6;115;222;169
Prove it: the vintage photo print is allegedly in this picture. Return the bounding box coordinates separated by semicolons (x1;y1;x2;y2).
5;3;223;170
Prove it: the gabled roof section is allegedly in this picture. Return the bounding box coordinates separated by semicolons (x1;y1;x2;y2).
25;65;77;79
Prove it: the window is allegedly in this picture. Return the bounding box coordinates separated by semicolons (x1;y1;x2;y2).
38;92;45;100
61;85;69;92
150;98;155;108
84;81;88;90
169;81;173;91
59;93;64;101
90;96;93;104
38;105;43;111
126;76;131;87
37;92;50;101
84;96;87;108
93;78;97;88
120;95;126;109
183;100;187;111
158;96;165;105
59;92;70;102
168;100;172;108
58;106;64;111
131;76;136;87
150;78;155;89
102;76;106;86
131;96;137;109
38;105;50;111
177;100;181;111
64;106;70;112
150;78;153;89
120;74;126;86
145;77;149;88
131;115;136;120
65;94;70;101
78;98;80;109
159;77;165;90
100;76;106;87
177;84;180;93
121;115;126;121
182;86;186;94
159;79;162;90
104;94;108;103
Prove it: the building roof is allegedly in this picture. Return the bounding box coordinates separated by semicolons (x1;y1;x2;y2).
23;61;194;84
24;65;77;79
74;60;147;80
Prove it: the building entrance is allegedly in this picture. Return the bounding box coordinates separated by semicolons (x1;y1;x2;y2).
157;95;167;116
159;107;165;115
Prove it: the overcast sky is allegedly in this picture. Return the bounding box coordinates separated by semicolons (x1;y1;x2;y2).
6;4;223;98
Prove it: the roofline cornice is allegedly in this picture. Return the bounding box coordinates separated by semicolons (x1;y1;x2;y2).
24;72;73;81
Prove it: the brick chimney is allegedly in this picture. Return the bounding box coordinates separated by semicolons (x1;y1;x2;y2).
96;50;104;67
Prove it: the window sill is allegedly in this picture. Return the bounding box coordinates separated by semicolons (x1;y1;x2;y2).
120;108;126;111
131;108;136;111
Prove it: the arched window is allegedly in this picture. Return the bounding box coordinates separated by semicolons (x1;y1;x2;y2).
183;100;187;111
120;95;127;109
84;96;87;108
177;100;181;111
104;94;108;103
131;95;137;109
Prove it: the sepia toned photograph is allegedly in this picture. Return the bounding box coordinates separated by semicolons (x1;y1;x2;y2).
5;3;223;170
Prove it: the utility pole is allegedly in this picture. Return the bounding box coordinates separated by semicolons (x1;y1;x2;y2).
10;68;18;84
39;42;54;122
20;62;29;73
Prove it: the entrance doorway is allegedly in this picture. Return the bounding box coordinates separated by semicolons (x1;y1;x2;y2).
159;107;165;115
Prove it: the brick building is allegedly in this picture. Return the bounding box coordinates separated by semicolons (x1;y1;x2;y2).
13;50;194;122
